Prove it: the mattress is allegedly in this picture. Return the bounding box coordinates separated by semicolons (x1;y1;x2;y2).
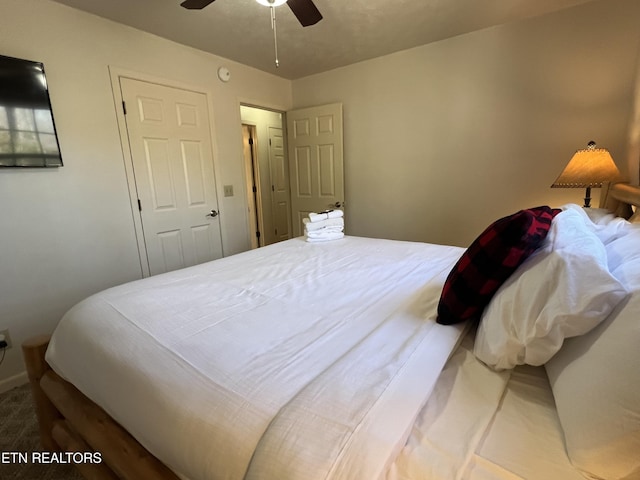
46;236;468;480
388;330;583;480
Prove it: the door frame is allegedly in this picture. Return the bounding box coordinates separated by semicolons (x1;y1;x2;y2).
109;67;225;277
242;123;263;249
238;101;290;247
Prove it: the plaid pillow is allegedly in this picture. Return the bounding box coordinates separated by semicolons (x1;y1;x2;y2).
436;206;561;325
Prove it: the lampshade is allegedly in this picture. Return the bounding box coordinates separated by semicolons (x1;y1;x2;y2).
551;141;622;207
551;141;621;188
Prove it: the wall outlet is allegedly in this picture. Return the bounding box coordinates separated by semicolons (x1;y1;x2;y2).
0;329;12;349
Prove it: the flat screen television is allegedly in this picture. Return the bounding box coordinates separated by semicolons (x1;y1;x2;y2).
0;54;63;167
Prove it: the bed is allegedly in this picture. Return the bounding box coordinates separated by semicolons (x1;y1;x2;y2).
22;182;640;480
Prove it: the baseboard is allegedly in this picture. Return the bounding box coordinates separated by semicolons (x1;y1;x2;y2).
0;371;28;394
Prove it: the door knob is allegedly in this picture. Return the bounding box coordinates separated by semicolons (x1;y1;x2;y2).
206;209;219;218
331;201;344;208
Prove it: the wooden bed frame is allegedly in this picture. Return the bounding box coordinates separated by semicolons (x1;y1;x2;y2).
21;182;640;480
600;181;640;222
22;335;179;480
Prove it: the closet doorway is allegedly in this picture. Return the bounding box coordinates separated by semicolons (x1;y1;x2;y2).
240;105;292;248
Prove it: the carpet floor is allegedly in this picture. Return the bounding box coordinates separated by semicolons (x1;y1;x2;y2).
0;383;83;479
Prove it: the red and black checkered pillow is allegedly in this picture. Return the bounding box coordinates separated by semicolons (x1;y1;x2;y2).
436;206;561;325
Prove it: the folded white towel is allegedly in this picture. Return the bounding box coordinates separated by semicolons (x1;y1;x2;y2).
306;232;344;243
305;227;344;238
302;217;344;232
308;209;344;223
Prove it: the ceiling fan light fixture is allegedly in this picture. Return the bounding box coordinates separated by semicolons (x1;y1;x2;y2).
255;0;288;6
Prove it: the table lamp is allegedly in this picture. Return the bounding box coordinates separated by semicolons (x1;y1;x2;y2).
551;141;622;207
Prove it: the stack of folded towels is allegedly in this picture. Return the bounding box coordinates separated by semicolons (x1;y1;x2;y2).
303;209;344;242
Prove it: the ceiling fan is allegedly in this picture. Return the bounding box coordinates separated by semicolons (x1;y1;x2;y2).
180;0;323;27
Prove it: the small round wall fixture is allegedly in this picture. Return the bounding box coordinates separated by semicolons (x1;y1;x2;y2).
256;0;288;6
217;66;231;83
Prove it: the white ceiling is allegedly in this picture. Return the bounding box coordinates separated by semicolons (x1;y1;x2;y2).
51;0;598;80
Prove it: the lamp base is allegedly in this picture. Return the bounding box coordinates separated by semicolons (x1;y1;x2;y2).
583;186;592;208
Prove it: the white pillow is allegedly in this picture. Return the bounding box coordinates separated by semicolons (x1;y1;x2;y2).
579;206;614;224
602;219;640;272
562;203;631;245
545;225;640;479
474;208;627;370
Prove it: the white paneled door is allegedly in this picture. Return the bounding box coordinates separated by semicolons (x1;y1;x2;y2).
120;77;223;276
287;103;344;237
269;125;292;242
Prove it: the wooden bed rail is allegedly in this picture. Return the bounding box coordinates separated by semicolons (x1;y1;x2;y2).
22;335;61;452
599;182;640;221
22;336;179;480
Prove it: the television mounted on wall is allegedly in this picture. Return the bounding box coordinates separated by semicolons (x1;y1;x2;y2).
0;54;63;167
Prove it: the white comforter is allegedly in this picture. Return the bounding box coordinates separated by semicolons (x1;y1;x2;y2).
46;236;465;480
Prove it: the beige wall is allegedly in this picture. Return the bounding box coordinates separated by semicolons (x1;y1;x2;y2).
0;0;292;388
627;56;640;184
292;0;640;247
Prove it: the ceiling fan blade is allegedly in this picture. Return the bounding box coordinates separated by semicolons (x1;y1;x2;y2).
287;0;322;27
180;0;217;10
